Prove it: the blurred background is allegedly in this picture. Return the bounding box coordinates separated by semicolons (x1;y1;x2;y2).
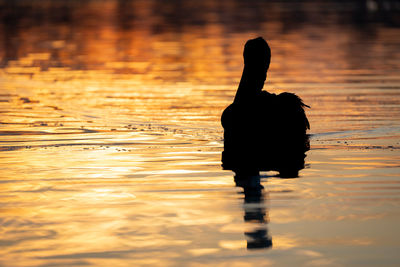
1;0;400;138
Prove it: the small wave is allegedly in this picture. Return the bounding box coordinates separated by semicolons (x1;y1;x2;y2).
312;126;400;140
0;128;99;136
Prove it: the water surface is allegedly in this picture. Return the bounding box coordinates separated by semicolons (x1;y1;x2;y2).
1;1;400;266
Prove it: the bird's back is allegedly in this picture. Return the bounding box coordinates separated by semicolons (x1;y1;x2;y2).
221;91;310;173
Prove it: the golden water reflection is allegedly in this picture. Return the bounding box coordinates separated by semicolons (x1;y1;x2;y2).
1;140;399;266
1;0;400;266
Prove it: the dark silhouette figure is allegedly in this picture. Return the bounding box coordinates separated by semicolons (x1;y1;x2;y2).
234;173;272;249
221;37;310;178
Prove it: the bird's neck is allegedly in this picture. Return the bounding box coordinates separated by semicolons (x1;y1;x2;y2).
234;67;266;104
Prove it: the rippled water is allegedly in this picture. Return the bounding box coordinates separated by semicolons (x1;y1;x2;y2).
1;1;400;266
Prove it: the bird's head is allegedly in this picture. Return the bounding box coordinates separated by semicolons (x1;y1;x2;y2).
243;37;271;91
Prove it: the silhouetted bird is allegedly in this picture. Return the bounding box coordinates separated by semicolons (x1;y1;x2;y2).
221;37;310;177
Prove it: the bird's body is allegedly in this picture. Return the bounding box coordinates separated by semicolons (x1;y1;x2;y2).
221;37;310;177
222;90;309;174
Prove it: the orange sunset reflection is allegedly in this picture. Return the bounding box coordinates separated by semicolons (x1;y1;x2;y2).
1;0;400;266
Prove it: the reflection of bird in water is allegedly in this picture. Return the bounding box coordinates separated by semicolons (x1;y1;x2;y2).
221;37;310;178
234;174;272;249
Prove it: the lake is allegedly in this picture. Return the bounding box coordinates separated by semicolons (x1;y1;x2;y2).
1;0;400;266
